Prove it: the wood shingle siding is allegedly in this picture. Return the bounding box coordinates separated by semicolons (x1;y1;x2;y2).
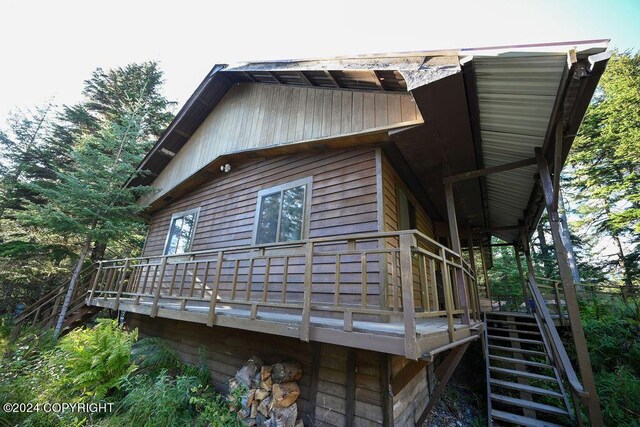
147;83;421;203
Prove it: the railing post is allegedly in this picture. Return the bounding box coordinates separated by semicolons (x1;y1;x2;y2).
32;305;42;326
301;242;313;342
151;256;168;318
113;259;130;313
48;291;64;328
400;234;418;359
88;262;103;304
553;281;565;327
208;251;224;327
440;247;455;343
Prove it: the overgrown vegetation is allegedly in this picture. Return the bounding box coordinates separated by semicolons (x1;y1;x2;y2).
0;319;239;426
575;298;640;425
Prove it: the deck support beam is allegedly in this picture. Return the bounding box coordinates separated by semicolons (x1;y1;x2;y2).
535;148;604;426
416;342;471;426
442;157;536;184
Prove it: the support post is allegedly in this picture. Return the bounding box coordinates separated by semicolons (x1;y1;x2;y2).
513;246;530;313
444;182;470;325
535;148;603;426
345;348;357;427
479;237;491;300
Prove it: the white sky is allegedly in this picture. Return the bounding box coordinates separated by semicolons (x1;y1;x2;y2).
1;0;638;119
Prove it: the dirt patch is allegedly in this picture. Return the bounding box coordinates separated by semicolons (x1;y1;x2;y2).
423;340;487;427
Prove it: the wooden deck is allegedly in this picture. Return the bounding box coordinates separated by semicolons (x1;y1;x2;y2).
87;230;484;359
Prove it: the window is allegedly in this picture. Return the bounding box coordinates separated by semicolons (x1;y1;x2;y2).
164;208;200;255
397;188;417;230
253;178;311;244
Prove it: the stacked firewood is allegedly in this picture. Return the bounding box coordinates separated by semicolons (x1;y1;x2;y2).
229;356;303;427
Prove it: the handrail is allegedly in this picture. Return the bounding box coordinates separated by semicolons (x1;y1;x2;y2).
13;263;97;331
100;230;424;264
528;272;587;398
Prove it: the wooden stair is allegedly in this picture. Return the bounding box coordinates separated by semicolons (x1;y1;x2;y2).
12;264;101;339
483;312;573;426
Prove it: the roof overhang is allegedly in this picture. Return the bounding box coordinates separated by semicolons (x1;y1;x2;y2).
388;40;610;244
133;39;610;246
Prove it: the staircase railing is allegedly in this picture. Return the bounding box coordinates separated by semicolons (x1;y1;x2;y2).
11;264;97;338
527;272;591;425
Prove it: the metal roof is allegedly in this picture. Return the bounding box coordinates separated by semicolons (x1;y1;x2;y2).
470;45;608;242
475;55;565;241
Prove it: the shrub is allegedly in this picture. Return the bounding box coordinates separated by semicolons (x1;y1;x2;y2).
103;372;201;427
575;297;640;426
595;366;640;426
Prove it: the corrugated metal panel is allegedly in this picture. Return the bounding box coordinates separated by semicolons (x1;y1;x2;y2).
474;55;566;242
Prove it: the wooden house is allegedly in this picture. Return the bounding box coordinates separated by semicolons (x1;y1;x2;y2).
16;40;611;426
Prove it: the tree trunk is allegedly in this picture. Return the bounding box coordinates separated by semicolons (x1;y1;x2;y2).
613;234;633;302
536;222;554;278
90;241;107;262
54;233;93;337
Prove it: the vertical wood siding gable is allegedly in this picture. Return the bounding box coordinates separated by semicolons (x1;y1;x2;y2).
149;84;421;203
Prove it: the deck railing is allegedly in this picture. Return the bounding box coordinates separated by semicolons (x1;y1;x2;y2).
87;230;479;359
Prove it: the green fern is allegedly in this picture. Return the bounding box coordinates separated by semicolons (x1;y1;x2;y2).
131;337;182;375
56;319;137;399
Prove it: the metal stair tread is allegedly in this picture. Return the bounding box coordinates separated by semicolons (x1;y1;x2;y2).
486;312;535;319
489;354;552;369
488;345;547;357
485;319;538;327
489;366;557;382
487;335;545;345
491;409;565;427
489;378;563;398
491;393;570;416
487;326;541;335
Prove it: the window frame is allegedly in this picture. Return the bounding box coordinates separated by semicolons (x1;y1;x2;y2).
252;177;312;245
162;207;201;256
396;186;417;230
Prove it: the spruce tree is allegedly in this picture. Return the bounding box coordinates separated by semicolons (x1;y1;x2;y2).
564;51;640;292
20;112;156;336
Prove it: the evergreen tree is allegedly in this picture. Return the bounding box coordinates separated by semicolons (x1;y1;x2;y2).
0;62;175;313
20;112;156;335
51;62;175;153
0;102;62;214
564;51;640;292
